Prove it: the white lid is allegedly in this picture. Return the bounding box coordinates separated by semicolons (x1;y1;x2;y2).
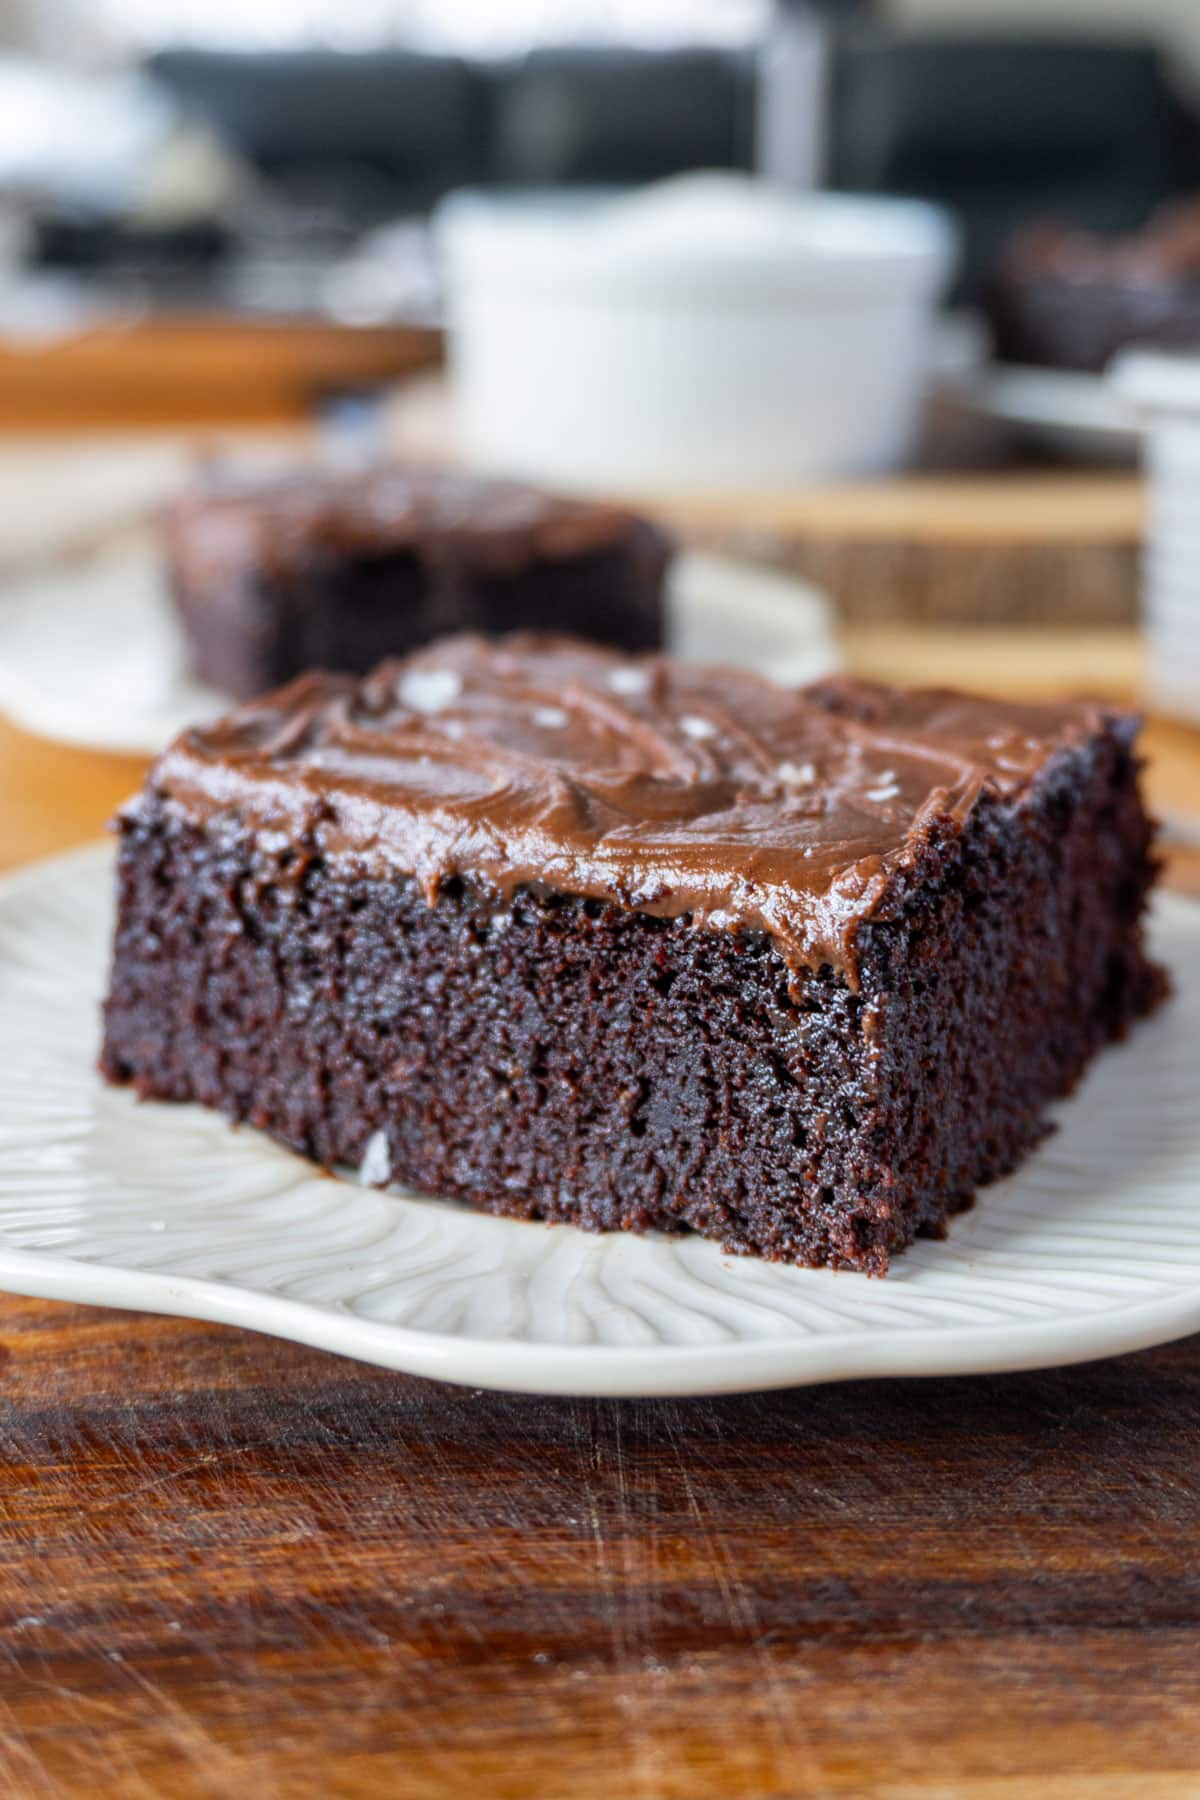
436;172;957;300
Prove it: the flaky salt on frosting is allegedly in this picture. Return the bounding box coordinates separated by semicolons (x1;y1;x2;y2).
139;634;1132;979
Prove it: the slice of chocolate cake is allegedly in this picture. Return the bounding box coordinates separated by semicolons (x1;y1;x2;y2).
165;467;670;700
986;200;1200;373
100;636;1164;1273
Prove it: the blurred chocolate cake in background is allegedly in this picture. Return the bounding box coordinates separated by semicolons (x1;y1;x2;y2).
986;198;1200;373
166;465;671;700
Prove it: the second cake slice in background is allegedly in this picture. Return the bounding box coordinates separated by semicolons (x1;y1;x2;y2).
165;465;671;699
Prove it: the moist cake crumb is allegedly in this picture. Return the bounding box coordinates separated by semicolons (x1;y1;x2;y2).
101;634;1165;1273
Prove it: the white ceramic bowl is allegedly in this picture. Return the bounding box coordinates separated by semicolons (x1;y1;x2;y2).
1112;350;1200;724
436;175;957;494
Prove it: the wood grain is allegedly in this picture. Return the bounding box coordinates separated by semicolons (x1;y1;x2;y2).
1;622;1199;1797
0;717;143;875
0;317;442;430
4;1295;1200;1799
654;475;1145;627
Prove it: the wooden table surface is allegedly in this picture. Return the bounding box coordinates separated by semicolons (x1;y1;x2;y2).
2;627;1199;1798
0;315;442;430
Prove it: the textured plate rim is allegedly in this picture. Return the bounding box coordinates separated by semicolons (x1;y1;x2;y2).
0;843;1198;1398
4;1234;1200;1397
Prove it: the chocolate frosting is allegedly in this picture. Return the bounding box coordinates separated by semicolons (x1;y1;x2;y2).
139;635;1131;980
166;466;649;583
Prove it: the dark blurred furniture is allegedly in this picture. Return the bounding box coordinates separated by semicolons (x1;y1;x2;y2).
140;36;1200;300
32;215;232;287
830;35;1199;295
150;45;753;228
151;48;489;225
487;46;755;185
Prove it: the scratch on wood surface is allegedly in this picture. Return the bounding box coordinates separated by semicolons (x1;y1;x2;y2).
3;1294;1200;1795
0;1692;56;1798
664;1402;826;1793
75;1447;264;1515
573;1400;664;1800
95;1649;261;1800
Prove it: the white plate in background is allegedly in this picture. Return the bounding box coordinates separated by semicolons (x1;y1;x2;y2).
0;540;837;756
942;362;1142;463
0;844;1196;1398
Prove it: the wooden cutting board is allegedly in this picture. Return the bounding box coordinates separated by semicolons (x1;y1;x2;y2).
4;1296;1200;1799
656;473;1145;626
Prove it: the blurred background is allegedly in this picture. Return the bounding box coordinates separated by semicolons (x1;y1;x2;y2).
6;0;1200;328
0;0;1197;886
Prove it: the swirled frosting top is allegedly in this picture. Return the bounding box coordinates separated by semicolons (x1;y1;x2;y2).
141;634;1130;979
165;465;653;580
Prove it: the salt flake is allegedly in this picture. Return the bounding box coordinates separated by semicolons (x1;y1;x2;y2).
680;714;716;741
399;668;462;713
359;1129;392;1186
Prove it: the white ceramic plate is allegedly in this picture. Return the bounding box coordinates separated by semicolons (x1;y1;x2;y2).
943;362;1141;463
0;538;836;756
0;845;1197;1396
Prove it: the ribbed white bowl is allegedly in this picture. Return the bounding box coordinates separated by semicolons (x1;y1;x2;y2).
438;179;956;492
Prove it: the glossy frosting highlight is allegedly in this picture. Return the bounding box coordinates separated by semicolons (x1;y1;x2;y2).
140;635;1130;978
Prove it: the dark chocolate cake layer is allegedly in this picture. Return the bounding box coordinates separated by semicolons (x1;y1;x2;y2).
166;468;670;699
101;636;1164;1273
